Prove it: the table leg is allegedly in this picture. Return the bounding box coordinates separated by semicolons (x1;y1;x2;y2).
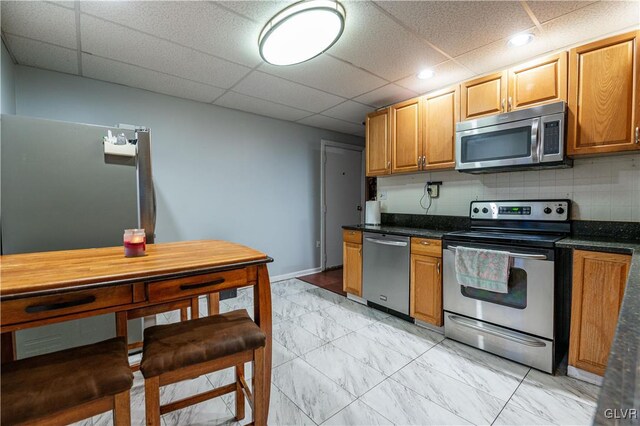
254;264;272;420
191;297;200;319
1;331;16;363
115;311;128;342
208;293;220;316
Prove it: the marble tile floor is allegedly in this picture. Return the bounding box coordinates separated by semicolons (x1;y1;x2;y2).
78;278;599;425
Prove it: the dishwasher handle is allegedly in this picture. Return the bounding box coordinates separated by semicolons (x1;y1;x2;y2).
365;237;408;247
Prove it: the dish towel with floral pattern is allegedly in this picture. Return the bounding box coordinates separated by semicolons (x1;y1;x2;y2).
454;246;512;293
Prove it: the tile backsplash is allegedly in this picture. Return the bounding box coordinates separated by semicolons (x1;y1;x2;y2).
377;154;640;222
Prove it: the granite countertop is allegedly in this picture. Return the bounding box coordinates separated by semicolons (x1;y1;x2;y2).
342;224;448;239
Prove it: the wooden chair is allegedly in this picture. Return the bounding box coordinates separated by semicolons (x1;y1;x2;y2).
140;309;267;426
1;337;133;426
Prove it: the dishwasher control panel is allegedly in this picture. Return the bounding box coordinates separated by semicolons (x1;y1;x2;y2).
470;200;570;221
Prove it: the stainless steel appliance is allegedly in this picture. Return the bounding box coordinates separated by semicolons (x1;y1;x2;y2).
443;200;571;373
363;232;410;315
1;114;156;358
456;101;571;173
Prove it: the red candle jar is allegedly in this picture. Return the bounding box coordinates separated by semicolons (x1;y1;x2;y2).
124;229;146;257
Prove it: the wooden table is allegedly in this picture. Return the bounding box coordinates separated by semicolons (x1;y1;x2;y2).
0;240;274;419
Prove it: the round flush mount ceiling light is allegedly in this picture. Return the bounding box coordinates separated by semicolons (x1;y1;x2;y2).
259;0;346;66
417;69;435;80
508;33;535;47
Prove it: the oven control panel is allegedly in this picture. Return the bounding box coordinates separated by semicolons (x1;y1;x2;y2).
470;200;570;221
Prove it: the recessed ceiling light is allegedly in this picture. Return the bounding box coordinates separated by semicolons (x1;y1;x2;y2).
417;69;435;80
508;33;535;47
259;0;346;66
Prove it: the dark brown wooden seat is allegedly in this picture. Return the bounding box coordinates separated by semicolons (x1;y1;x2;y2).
140;309;267;426
1;337;133;426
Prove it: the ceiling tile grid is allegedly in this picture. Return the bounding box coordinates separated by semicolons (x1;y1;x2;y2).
82;54;227;104
214;91;313;122
232;71;346;113
2;0;639;136
1;1;77;49
4;34;78;75
80;1;263;67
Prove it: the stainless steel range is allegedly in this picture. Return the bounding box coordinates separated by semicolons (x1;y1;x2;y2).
443;199;572;373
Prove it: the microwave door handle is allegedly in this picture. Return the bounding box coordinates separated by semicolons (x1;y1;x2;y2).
531;118;540;163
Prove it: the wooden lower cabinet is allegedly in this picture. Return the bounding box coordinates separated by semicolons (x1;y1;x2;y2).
343;232;363;297
410;238;442;326
569;250;631;376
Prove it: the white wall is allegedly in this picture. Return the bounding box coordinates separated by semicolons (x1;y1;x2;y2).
1;41;16;115
14;66;364;277
378;154;640;222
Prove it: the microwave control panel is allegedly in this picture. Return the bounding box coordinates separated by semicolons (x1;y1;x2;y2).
470;200;569;221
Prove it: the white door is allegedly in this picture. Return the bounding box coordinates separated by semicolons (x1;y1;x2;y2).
323;143;363;269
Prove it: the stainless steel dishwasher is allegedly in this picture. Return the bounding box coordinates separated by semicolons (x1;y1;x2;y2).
363;232;410;314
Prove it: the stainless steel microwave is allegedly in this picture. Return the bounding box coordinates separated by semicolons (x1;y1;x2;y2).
455;101;572;173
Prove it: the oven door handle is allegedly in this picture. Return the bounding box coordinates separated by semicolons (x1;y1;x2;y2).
447;315;547;347
446;246;547;260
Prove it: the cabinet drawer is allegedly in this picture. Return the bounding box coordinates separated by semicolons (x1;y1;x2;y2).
411;238;442;257
343;229;362;244
147;268;253;303
1;285;133;325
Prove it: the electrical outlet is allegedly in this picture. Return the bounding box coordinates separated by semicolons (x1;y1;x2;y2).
316;241;321;248
379;190;387;200
427;181;442;198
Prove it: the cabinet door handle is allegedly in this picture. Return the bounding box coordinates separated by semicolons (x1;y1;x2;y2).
635;126;639;144
420;241;431;245
180;278;225;291
437;262;440;274
387;161;391;168
422;155;426;168
508;97;512;111
501;99;506;112
26;296;96;313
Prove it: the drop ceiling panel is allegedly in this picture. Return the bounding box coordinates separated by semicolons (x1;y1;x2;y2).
322;101;374;124
353;84;417;108
538;1;640;49
83;54;226;104
298;114;364;134
260;55;387;98
456;1;640;75
5;35;78;75
215;91;312;122
81;15;251;89
1;1;77;49
215;1;296;23
328;1;448;81
233;71;345;113
395;60;473;94
375;1;534;58
526;1;597;24
80;2;262;67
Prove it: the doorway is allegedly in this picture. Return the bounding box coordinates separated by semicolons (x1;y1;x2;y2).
320;140;364;271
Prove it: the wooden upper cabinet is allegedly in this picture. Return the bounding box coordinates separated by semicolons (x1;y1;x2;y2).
569;250;631;376
568;30;640;156
460;71;507;120
508;52;568;111
422;86;459;170
410;254;442;326
365;108;391;177
390;97;422;174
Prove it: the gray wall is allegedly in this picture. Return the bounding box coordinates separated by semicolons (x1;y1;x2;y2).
1;41;16;115
14;66;364;277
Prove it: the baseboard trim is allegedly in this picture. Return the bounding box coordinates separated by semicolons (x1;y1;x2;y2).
270;267;322;283
567;365;603;386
